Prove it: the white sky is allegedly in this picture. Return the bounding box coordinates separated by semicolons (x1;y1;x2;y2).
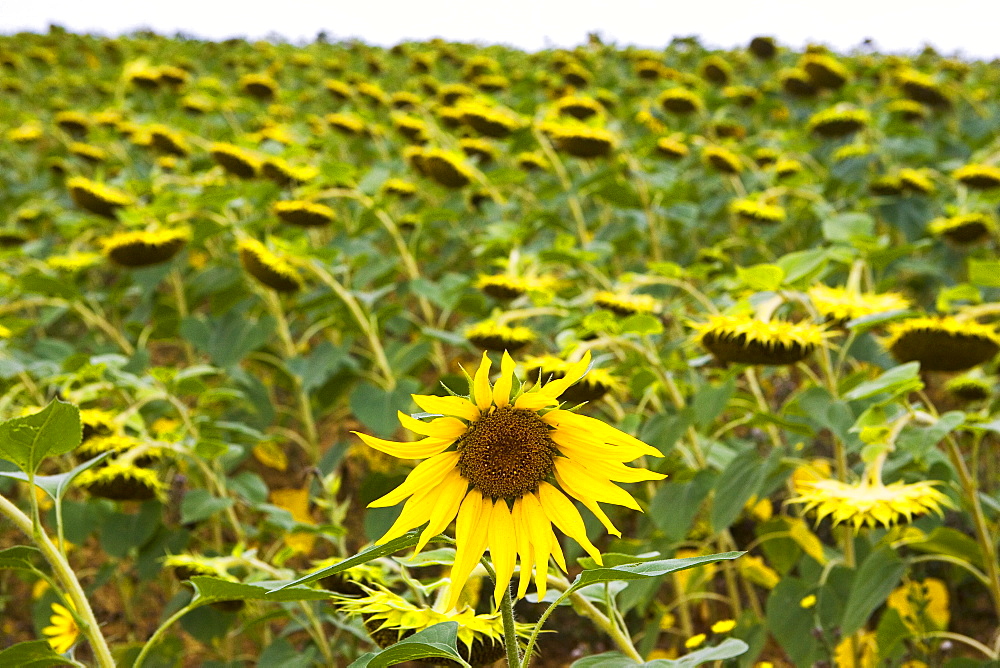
3;1;999;59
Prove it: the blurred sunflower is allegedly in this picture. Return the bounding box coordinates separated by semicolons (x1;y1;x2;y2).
337;588;532;666
238;238;303;293
789;475;951;531
702;145;743;174
67;177;133;219
239;72;278;101
928;213;995;245
209;143;260;179
953;164;1000;191
944;374;993;402
261;157;317;187
42;602;79;654
273;200;335;227
476;275;553;301
380;178;418;198
524;355;622;403
778;68;816;97
800;53;850;89
806;105;870;138
807;285;911;325
325;112;367;136
100;228;190;268
657;88;703;114
516;151;550;172
885;316;1000;371
459;102;522;137
354;351;664;608
423;149;476;188
730;198;785;225
655;135;689;160
465;322;535;352
543;122;617;159
593;291;657;316
693;314;827;366
76;461;165;501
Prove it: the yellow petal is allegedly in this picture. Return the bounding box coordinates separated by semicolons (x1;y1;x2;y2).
553;457;643;509
543;410;662;457
412;394;482;421
520;491;552;601
397;412;469;439
549;526;567;572
488;500;517;606
375;489;437;545
538;482;603;565
354;432;453;459
368;451;460;508
447;490;491;611
492;351;516;409
537;351;592;399
473;352;493;411
512;498;535;599
415;469;468;552
513;391;560;411
580;457;666;483
550;426;644;462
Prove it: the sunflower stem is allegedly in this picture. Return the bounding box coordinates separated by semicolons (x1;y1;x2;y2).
132;602;196;668
0;493;116;668
499;585;522;668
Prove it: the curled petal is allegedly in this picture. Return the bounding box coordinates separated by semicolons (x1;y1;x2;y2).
544;410;662;458
412;394;481;421
554;457;643;510
397;412;468;439
353;432;452;459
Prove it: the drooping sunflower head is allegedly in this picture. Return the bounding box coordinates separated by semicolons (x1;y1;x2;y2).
76;461;165;501
353;351;664;608
336;588;532;667
8;122;44;143
238;238;303;293
807;105;870;138
516;151;550;172
898;168;935;195
541;121;617;159
953;164;1000;191
438;82;475;106
147;124;191;157
702;145;743;175
323;78;354;101
459;137;499;165
162;553;234;581
68;142;107;164
887;99;927;122
773;158;804;179
260;157;317;187
800;53;850;89
465;321;535;352
753;147;780;167
391;114;429;144
832;143;874;163
788;477;952;531
897;69;950;108
807;285;912;325
312;559;387;596
325;112;367;136
655;134;690;160
884;316;1000;372
458;101;523;138
657;87;703;115
475;274;545;301
209;142;260;179
380;178;418;199
699;55;732;85
553;95;604;121
593;290;657;317
238;72;278;101
748;36;778;60
729;198;785;225
100;228;191;268
422;149;476;189
273;200;335;228
778;67;817;97
723;85;761;108
928;213;995;245
67;176;134;219
944;374;994;403
693;314;828;366
55;110;91;137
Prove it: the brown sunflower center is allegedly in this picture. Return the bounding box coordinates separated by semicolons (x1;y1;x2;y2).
457;406;557;500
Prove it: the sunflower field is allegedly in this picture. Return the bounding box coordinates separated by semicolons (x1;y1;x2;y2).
2;26;1000;668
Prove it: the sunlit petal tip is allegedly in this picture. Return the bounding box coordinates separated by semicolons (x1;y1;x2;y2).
473;352;493;411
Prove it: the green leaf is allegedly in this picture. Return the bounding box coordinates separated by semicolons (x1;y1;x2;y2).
0;400;81;474
0;640;76;667
347;622;470;668
840;545;906;636
570;639;748;668
905;527;984;570
180;489;235;524
568;552;744;592
776;248;829;286
822;213;875;243
393;547;456;568
0;451;112;501
766;578;820;666
350;378;420;438
0;545;41;571
189;576;331;606
268;530;423;592
842;363;923;402
736;264;784;291
620;314;664;336
968;259;1000;288
711;449;763;532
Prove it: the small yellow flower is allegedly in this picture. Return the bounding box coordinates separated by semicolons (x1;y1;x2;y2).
42;602;79;654
711;619;737;634
684;633;707;649
800;594;817;609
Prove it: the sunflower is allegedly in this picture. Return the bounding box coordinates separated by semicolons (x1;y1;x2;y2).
458;102;522;138
800;54;850;89
832;143;873;162
702;146;743;174
354;351;664;609
898;168;935;195
312;559;387;596
524;356;622;403
337;588;533;667
209;143;260;179
162;553;234;581
897;69;950;108
8;122;43;142
657;88;703;115
788;476;951;531
380;178;418;198
0;229;28;248
870;175;904;196
438;83;475;106
68;142;107;164
76;433;157;461
357;82;389;106
562;62;592;88
807;285;911;325
238;238;302;293
423;149;476;188
324;79;353;101
635;59;668;80
553;95;604;121
516;151;550;172
748;36;778;60
656;135;689;160
76;461;165;501
953;164;1000;191
465;322;535;352
884;317;1000;372
698;55;732;85
887;99;927;122
928;213;995;245
544;122;616;159
180;93;215;114
325;112;367;136
55;110;91;137
147;124;190;157
477;275;539;301
753;147;780;167
807;106;870;138
944;374;993;402
774;158;803;179
42;602;79;654
460;137;499;165
730;198;785;225
100;228;190;268
273;200;335;227
46;252;102;272
693;314;827;366
778;68;816;97
391;114;429;144
723;85;761;108
239;73;278;101
156;65;189;87
593;291;657;317
67;176;133;219
261;157;317;187
391;91;422;111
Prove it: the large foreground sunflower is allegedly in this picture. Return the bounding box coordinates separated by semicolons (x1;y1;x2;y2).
354;351;664;610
